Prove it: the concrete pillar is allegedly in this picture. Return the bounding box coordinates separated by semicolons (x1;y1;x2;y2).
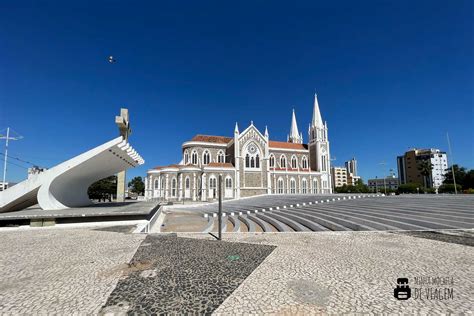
178;174;183;201
192;173;196;201
165;174;169;199
201;174;207;201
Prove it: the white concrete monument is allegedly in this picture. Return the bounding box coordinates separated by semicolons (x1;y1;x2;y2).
115;108;131;202
0;136;144;212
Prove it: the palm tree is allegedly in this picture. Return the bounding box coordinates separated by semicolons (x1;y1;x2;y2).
418;160;433;190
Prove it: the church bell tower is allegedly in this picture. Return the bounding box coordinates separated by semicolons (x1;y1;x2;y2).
308;94;332;192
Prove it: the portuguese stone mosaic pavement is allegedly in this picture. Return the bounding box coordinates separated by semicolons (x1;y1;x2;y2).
100;234;275;314
0;227;472;314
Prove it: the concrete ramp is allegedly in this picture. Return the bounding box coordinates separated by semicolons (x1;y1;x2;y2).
0;136;144;212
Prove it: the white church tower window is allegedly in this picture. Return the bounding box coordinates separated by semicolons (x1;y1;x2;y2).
191;150;198;165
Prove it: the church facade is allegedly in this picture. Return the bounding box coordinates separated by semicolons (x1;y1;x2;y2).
144;94;332;201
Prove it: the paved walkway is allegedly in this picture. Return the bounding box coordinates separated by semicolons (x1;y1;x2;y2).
182;230;473;315
0;228;145;314
0;228;472;314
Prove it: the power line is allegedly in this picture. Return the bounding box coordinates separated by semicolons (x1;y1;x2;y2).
2;159;28;169
0;152;39;167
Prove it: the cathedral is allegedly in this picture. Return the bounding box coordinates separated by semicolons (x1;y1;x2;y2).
144;94;332;201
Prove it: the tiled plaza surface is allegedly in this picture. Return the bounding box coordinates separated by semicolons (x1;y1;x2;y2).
0;228;145;314
0;226;472;314
101;234;275;314
183;230;473;315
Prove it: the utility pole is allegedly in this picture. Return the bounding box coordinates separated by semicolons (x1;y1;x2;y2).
218;174;222;240
446;132;457;194
0;128;23;189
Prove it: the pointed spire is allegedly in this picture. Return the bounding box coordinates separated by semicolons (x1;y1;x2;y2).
264;125;269;138
311;93;324;128
234;122;239;134
288;109;302;143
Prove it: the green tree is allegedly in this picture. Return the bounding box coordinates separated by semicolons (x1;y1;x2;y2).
417;160;433;189
443;165;471;190
128;176;145;195
88;176;117;200
397;183;421;194
438;183;462;193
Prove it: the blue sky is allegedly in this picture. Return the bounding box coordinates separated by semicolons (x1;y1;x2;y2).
1;0;473;184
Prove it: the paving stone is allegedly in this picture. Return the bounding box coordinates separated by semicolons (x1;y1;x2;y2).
100;234;275;314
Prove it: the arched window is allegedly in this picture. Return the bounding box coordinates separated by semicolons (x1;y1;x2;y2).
321;155;327;171
313;179;318;194
217;151;225;163
302;178;307;194
191;151;198;165
280;155;287;168
171;178;177;197
291;156;297;169
290;178;296;194
245;142;261;169
225;177;232;189
269;155;275;168
154;179;159;189
277;178;284;194
209;177;217;198
203;150;210;165
302;156;308;169
185;177;190;189
184;150;189;164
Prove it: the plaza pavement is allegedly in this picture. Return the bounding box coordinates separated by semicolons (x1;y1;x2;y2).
0;226;472;314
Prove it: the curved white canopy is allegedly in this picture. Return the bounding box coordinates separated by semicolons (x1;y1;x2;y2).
0;136;144;212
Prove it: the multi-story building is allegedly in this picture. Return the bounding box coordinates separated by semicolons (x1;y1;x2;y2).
332;157;360;188
145;94;332;201
331;167;348;188
345;158;358;177
367;175;399;192
397;148;448;188
347;173;361;186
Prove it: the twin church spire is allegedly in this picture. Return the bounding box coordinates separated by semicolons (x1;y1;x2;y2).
288;109;303;144
288;94;324;144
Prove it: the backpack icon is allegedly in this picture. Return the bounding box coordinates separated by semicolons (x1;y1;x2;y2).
394;278;411;300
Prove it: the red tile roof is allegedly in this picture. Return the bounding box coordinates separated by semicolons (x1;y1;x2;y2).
153;164;180;170
206;162;234;168
269;141;308;150
191;135;233;144
154;163;199;170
